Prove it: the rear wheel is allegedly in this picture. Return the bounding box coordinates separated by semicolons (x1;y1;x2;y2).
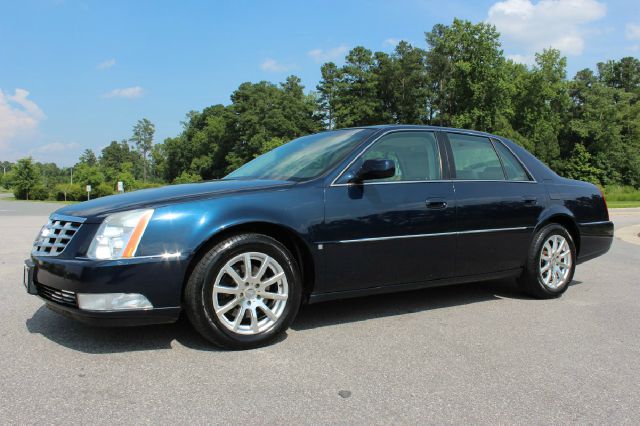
519;223;576;299
184;233;302;349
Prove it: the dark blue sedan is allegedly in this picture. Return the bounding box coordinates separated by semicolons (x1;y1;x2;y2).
24;125;613;349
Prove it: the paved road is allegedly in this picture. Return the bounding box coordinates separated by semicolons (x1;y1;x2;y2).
1;199;639;424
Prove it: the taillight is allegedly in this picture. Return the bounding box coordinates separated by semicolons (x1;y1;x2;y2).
598;187;609;215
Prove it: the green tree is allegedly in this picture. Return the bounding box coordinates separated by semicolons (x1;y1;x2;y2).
160;105;233;182
567;67;640;186
1;161;12;185
388;41;429;124
562;144;602;184
101;140;131;170
225;77;321;171
11;158;40;200
509;49;570;167
316;62;341;129
333;47;382;127
73;162;105;197
425;19;509;131
130;118;155;181
597;57;640;93
78;149;98;166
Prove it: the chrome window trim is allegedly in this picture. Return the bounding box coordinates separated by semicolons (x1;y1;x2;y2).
330;129;537;187
320;226;531;244
331;178;538;187
330;129;444;187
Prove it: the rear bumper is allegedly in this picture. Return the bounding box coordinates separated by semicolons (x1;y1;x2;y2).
26;254;189;326
577;220;614;264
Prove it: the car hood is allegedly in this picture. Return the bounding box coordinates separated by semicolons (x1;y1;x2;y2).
54;179;293;221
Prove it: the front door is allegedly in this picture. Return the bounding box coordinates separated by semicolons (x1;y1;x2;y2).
318;130;456;294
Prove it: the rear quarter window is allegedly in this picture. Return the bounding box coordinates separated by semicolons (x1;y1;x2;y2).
493;141;530;181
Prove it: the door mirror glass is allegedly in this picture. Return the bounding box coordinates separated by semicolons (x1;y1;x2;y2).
351;159;396;182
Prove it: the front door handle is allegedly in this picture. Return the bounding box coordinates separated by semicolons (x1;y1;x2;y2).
426;199;447;209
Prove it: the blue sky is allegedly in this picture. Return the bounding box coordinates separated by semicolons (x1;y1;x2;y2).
1;0;639;166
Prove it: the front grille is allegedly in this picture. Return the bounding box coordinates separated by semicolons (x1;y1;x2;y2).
36;283;78;307
32;218;82;256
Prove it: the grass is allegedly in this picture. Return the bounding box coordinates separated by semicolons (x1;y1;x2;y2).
602;185;640;208
607;200;640;208
0;195;79;204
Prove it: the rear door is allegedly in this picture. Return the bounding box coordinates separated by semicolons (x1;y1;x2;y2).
319;130;456;293
443;132;545;276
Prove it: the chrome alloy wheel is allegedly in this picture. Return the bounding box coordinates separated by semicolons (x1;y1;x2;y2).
539;235;572;290
212;252;289;335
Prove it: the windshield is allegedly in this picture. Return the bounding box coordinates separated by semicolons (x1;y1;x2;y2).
224;129;374;181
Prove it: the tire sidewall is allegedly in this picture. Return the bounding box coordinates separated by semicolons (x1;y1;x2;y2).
195;235;301;348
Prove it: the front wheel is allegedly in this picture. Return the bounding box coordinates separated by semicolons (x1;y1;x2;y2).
184;233;302;349
518;223;576;299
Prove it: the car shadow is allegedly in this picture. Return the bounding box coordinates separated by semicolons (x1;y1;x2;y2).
25;308;220;353
26;277;576;354
292;277;529;331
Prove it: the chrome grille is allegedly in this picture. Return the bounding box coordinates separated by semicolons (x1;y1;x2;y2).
36;283;78;307
32;217;83;256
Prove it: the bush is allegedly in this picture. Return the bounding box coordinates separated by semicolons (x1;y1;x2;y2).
95;182;115;198
30;185;49;200
54;183;88;201
172;171;203;184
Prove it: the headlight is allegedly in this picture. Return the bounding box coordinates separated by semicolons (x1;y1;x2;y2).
87;209;154;259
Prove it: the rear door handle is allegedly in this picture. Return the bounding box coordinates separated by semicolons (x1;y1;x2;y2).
426;199;447;209
523;196;537;205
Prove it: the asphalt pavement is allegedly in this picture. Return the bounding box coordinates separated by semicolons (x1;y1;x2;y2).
1;197;639;424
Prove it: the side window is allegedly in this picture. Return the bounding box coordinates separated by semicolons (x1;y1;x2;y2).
448;133;505;180
493;141;530;181
358;131;441;181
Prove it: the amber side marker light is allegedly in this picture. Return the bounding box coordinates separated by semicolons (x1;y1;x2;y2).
122;209;154;258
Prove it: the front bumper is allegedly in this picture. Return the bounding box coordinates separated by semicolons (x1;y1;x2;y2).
43;301;180;327
24;254;189;326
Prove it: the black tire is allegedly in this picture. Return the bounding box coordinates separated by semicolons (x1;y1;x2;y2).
184;233;302;350
518;223;577;299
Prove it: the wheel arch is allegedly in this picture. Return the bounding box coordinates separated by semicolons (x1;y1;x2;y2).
535;213;581;256
182;221;316;303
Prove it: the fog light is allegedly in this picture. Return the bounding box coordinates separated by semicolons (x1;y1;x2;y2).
77;293;153;311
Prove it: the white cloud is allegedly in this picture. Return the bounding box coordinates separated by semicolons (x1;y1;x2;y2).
307;44;348;63
33;142;79;153
383;38;400;47
487;0;606;57
507;53;535;64
103;86;144;99
259;58;294;72
626;23;640;40
0;88;46;151
97;58;116;70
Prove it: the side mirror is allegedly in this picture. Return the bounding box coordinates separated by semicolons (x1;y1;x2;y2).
350;159;395;183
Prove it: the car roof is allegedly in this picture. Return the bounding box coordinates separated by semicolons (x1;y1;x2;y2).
345;124;498;139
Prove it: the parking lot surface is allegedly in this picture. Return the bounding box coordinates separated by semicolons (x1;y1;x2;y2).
1;198;639;424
